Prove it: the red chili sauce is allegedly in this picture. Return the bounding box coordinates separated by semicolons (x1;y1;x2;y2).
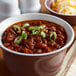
2;20;67;54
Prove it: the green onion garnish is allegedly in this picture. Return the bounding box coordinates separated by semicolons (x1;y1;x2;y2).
46;27;48;29
22;31;28;39
31;30;40;35
22;23;29;28
28;26;44;31
13;25;21;33
28;26;44;36
28;26;35;31
50;32;56;42
36;26;44;30
14;36;22;44
41;31;46;38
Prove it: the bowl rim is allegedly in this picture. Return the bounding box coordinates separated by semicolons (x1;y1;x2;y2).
0;13;74;56
45;0;76;16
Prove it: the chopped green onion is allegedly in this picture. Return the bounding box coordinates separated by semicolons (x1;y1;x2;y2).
28;26;44;31
31;30;40;35
13;25;21;33
46;27;48;29
22;31;28;39
41;31;46;38
28;26;44;36
50;32;56;42
36;26;44;30
22;23;29;28
14;36;22;44
28;26;35;31
38;26;44;29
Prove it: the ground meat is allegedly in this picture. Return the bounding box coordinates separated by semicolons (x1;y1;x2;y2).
8;46;14;50
56;30;62;34
11;42;20;48
4;43;10;47
42;39;47;44
24;39;34;50
48;26;56;32
7;33;15;42
22;48;33;54
9;28;17;35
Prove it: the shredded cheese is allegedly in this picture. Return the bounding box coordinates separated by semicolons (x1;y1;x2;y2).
52;0;76;15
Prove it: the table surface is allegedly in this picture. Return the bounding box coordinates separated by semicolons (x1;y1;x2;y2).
0;0;76;76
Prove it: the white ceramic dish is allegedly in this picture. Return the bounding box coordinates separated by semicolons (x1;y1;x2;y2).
0;13;74;76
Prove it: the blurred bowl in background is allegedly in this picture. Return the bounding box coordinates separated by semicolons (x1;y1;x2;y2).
45;0;76;25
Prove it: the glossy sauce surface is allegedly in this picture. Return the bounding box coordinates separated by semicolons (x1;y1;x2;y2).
2;20;67;54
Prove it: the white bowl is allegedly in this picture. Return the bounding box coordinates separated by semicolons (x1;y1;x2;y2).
0;13;74;76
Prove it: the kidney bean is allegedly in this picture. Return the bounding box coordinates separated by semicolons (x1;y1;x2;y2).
7;33;15;41
4;43;10;47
